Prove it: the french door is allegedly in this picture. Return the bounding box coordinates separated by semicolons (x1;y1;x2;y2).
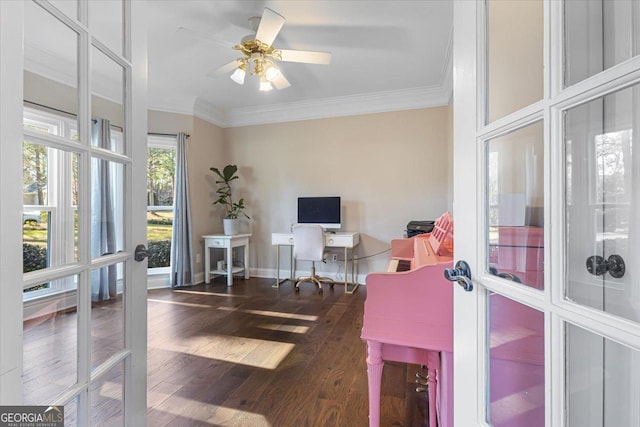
453;1;640;426
0;1;148;425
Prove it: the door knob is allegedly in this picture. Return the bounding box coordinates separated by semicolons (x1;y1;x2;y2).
489;266;522;283
586;254;625;278
134;244;149;262
444;260;473;292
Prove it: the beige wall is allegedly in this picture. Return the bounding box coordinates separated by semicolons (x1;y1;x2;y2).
25;78;451;282
487;0;543;122
222;107;451;278
148;110;193;135
191;116;225;263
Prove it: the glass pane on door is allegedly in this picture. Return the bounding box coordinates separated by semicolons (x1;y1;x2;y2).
564;84;638;323
89;0;123;56
565;323;640;426
91;362;124;425
486;0;543;123
23;144;80;273
23;275;79;404
487;292;545;427
565;0;637;87
23;1;79;132
91;157;124;258
486;121;545;290
91;47;125;154
91;263;124;368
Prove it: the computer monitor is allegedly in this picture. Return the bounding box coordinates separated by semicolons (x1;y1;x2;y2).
297;196;341;230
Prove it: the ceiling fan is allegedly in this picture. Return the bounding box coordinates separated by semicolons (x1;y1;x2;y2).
213;7;332;91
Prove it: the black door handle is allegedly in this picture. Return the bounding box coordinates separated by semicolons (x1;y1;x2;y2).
586;254;625;278
134;244;149;262
489;266;522;283
444;260;473;292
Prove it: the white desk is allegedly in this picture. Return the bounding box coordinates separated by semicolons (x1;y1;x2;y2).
271;232;360;294
203;234;251;287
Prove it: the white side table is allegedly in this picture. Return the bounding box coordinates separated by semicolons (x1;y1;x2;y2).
203;233;251;286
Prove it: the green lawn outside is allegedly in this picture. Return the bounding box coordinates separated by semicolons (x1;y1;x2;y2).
23;210;174;247
147;210;173;241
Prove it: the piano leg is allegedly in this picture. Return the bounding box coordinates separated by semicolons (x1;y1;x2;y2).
426;352;440;427
365;340;384;427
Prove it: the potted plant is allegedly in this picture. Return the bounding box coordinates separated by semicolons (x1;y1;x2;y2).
209;164;250;235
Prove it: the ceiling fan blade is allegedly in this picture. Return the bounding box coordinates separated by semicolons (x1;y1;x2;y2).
278;49;331;65
176;27;235;48
271;72;290;90
212;59;241;76
255;8;285;47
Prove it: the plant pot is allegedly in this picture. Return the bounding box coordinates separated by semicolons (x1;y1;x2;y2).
223;218;239;235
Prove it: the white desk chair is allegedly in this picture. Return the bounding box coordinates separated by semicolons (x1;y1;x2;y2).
292;224;335;293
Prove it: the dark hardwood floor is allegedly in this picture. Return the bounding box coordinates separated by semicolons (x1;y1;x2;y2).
147;277;429;427
22;276;428;425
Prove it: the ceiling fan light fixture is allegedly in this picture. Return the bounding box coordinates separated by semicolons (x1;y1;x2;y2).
259;78;273;92
264;62;280;81
229;60;246;85
211;7;331;92
230;67;245;85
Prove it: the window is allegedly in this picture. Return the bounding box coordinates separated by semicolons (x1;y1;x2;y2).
22;106;123;300
23;107;79;299
146;135;176;271
22;108;175;297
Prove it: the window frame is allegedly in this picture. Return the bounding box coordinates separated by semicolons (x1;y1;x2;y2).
146;134;176;278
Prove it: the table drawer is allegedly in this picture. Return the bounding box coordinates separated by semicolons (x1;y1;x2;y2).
326;235;354;247
208;239;226;247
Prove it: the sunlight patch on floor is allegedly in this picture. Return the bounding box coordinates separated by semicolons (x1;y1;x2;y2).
148;299;213;309
172;289;249;298
218;306;318;322
255;323;310;334
147;391;271;426
490;383;544;426
152;334;295;369
97;380;122;401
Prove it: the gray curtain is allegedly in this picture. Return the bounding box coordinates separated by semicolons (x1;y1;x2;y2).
91;118;117;301
170;132;195;287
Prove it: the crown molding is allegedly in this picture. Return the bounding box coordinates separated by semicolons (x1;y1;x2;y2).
440;27;454;99
222;84;451;128
147;101;196;118
225;86;450;128
193;97;227;127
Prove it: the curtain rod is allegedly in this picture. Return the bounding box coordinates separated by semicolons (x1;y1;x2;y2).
25;100;77;119
24;99;124;131
148;132;190;138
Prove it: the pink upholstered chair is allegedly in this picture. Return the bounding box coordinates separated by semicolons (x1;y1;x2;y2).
292;224;334;293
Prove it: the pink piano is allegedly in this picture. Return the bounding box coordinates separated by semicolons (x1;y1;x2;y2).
361;212;454;427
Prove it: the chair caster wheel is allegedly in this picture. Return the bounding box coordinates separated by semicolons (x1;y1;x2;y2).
318;289;323;294
295;287;300;293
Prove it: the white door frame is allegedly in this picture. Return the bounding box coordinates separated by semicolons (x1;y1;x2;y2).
452;0;482;424
0;1;148;424
127;1;149;424
453;1;640;426
0;0;28;403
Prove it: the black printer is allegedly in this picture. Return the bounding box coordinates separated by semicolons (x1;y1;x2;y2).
406;220;435;237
